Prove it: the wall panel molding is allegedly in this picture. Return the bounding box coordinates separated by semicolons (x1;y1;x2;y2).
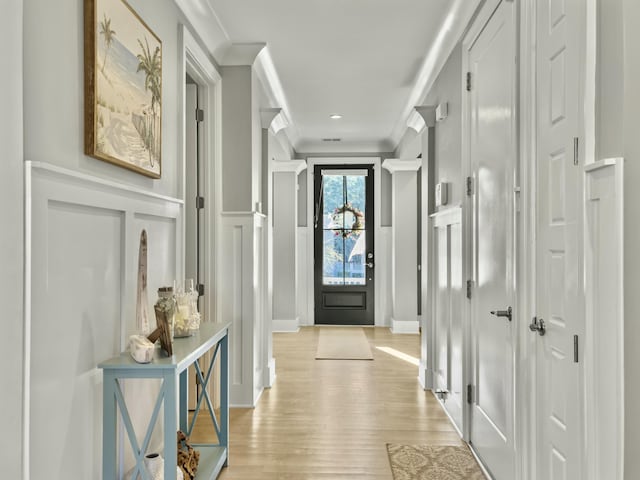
220;212;268;406
24;161;183;477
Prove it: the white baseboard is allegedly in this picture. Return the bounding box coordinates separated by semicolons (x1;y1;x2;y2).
273;318;300;333
265;357;276;388
391;318;420;334
418;360;432;390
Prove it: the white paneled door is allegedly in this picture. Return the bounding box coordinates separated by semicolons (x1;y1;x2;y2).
466;1;516;478
535;0;584;478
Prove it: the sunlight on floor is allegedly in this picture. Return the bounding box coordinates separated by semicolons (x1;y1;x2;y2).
375;346;420;366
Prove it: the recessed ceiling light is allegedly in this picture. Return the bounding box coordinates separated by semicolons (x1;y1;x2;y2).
329;114;343;119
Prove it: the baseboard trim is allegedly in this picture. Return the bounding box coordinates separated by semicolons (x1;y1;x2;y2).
273;318;300;333
391;318;419;334
418;361;432;390
265;357;276;388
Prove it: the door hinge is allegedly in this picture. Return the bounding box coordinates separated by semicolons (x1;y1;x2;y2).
573;137;579;165
197;283;205;296
196;196;205;210
466;176;474;196
574;335;579;363
196;109;204;123
466;71;472;92
466;280;473;299
467;384;474;404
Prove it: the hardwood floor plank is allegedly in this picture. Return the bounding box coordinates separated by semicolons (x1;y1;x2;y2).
192;327;463;479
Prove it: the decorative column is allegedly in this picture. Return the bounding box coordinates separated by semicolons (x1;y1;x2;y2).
261;108;290;388
382;158;422;334
415;106;436;388
271;160;307;334
219;44;269;406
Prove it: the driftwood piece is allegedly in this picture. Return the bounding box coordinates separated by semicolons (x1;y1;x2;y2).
136;230;150;334
151;304;173;356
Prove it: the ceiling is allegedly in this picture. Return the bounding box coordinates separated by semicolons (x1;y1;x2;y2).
204;0;478;154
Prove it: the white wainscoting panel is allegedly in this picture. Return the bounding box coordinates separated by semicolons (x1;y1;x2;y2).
220;212;267;407
25;162;183;478
296;227;309;326
430;206;464;434
584;159;624;480
378;227;393;327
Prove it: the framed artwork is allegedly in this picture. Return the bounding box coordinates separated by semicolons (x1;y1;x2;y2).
84;0;162;178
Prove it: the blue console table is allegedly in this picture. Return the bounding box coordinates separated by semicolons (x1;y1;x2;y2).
99;322;230;480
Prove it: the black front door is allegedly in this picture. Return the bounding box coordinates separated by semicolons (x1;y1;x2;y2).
314;165;374;325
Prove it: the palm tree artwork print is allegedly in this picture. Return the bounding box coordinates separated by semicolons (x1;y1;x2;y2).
88;0;162;177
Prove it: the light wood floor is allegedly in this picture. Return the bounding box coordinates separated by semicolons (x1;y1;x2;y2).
192;327;463;479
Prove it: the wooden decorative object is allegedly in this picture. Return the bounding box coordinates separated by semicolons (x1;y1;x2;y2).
149;303;173;356
135;229;150;334
177;430;200;480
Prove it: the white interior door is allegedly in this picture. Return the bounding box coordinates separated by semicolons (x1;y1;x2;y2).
467;1;516;478
535;0;584;478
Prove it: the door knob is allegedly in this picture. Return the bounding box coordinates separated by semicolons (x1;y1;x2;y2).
529;317;546;336
490;306;512;321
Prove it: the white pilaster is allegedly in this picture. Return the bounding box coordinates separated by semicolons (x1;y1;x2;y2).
272;160;306;335
383;159;421;334
415;105;437;388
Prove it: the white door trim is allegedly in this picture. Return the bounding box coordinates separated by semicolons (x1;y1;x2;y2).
517;1;538;479
305;157;383;326
181;25;223;324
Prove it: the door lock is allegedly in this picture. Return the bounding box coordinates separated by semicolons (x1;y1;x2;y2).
366;262;374;269
529;316;546;336
490;306;512;321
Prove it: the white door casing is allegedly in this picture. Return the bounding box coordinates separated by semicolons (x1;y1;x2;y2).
535;0;585;478
464;1;517;478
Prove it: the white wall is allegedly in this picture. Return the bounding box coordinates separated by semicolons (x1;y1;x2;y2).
272;173;298;322
221;66;254;212
20;0;201;475
622;0;640;477
23;0;184;198
424;44;463;211
0;1;24;477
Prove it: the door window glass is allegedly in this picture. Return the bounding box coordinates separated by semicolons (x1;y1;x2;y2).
321;173;366;285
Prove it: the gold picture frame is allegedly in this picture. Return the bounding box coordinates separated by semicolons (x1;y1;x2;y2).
84;0;162;178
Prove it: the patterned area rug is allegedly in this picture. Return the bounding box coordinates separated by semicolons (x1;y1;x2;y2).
386;444;486;480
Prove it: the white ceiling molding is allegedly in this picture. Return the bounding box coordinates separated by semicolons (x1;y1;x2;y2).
220;43;266;66
260;108;282;129
382;158;422;173
174;0;231;61
415;106;437;128
406;110;426;133
271;159;307;175
389;0;483;150
253;47;299;148
261;108;290;135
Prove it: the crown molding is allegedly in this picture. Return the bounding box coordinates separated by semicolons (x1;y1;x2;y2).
220;43;266;66
261;108;290;135
382;158;422;173
415;106;437;128
253;47;299;148
389;0;483;150
406;110;426;133
271;160;307;175
174;0;231;61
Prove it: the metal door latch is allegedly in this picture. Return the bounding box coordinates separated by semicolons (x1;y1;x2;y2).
529;316;546;336
490;306;512;321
